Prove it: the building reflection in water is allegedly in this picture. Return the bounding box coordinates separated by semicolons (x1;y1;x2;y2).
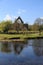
13;43;24;54
0;40;28;54
33;39;43;56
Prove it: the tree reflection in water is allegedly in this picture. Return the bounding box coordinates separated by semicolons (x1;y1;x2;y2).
1;41;11;52
1;40;28;54
33;39;43;56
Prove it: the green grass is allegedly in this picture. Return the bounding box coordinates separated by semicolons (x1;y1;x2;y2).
0;33;43;39
0;32;43;40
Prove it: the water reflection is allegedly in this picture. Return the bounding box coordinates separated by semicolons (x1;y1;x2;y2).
13;43;24;54
0;39;43;65
1;42;11;52
33;39;43;56
1;39;43;56
0;41;28;54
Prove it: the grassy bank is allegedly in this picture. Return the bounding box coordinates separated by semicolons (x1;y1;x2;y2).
0;32;43;40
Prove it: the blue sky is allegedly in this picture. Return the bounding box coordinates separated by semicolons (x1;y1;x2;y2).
0;0;43;24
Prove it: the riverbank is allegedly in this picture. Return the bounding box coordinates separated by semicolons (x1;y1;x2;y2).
0;39;27;42
0;33;43;40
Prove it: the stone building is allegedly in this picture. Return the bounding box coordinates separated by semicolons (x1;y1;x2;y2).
13;16;28;31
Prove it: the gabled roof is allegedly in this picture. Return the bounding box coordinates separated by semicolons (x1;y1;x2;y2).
15;16;24;24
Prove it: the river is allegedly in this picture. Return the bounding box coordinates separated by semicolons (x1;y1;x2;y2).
0;39;43;65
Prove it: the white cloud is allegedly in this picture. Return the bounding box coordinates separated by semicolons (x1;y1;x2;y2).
4;14;11;21
40;17;43;19
3;14;18;21
22;10;26;13
13;16;18;19
17;11;21;15
17;9;26;15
